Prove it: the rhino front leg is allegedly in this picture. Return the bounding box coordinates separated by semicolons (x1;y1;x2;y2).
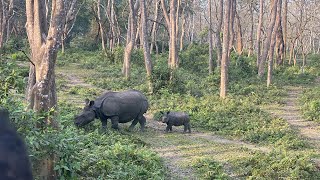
101;119;107;129
187;123;191;133
184;124;188;133
111;116;120;130
165;124;172;132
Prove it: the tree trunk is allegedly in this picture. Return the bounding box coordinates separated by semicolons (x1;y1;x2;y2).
161;0;178;69
140;0;153;93
256;0;264;66
0;0;14;48
215;0;223;67
208;0;214;74
179;6;185;51
228;0;236;55
150;0;160;54
26;0;65;179
61;0;79;54
235;10;243;55
97;0;107;55
267;0;282;87
248;0;254;57
123;0;139;80
283;0;287;61
258;0;278;77
220;0;231;99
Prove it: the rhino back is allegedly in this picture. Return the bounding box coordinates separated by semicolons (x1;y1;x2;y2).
168;112;189;125
99;90;148;118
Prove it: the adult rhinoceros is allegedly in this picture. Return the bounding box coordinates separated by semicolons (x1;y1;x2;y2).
74;90;148;131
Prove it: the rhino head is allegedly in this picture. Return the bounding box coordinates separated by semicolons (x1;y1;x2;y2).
160;111;170;123
74;99;96;127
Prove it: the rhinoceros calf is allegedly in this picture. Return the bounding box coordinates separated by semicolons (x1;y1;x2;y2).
160;111;191;133
0;108;33;180
74;90;148;131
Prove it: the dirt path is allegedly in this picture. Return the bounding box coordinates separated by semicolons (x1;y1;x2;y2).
263;86;320;151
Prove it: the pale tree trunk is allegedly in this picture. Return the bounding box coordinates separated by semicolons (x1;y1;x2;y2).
283;0;287;61
215;0;223;67
267;0;282;87
161;0;178;69
235;10;243;55
106;0;120;51
61;0;79;54
220;0;231;99
275;15;284;66
140;0;153;93
258;0;278;77
256;0;264;66
228;0;236;55
179;6;186;51
248;0;254;57
208;0;214;74
25;0;65;179
0;0;14;48
150;0;160;54
97;0;107;55
123;0;139;80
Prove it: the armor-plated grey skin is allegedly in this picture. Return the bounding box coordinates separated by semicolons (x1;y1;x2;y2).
74;90;148;131
0;108;33;180
160;111;191;133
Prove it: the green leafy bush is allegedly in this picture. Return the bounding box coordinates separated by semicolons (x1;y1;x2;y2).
192;159;229;180
233;150;320;179
299;87;320;122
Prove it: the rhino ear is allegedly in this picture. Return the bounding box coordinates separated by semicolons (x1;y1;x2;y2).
89;101;95;107
85;99;90;105
166;111;170;114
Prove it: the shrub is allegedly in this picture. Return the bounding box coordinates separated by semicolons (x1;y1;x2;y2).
233;150;320;179
192;159;229;180
299;87;320;122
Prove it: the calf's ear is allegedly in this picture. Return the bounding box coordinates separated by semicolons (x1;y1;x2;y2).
85;99;90;105
89;101;95;107
166;111;170;114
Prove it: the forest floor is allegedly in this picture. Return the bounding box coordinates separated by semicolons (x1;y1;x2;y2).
56;64;320;179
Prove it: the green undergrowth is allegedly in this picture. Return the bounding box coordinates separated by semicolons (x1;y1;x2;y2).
1;56;166;179
299;86;320;122
192;159;229;180
1;96;166;179
233;150;320;179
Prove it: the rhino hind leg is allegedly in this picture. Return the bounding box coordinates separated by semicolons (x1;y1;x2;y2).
184;122;191;133
138;115;146;132
129;118;139;131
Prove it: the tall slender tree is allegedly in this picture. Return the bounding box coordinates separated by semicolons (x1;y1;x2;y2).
220;0;232;98
267;0;282;87
256;0;264;66
123;0;139;80
215;0;223;67
258;0;278;77
140;0;153;93
208;0;214;74
161;0;179;69
0;0;14;48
